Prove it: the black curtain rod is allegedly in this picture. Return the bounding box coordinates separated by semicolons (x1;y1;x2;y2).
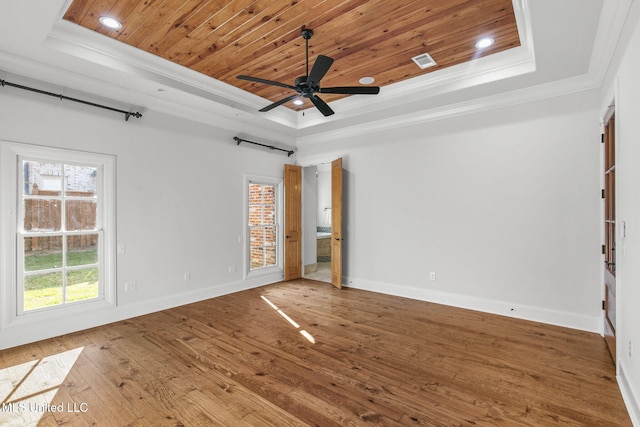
234;136;294;157
0;79;142;121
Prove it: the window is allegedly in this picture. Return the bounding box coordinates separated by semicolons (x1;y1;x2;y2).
1;142;115;324
244;174;282;278
249;182;278;270
19;161;101;312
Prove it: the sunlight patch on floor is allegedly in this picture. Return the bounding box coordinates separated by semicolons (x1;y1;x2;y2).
261;296;316;344
0;347;84;427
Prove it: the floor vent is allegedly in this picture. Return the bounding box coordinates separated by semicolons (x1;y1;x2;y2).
411;52;437;69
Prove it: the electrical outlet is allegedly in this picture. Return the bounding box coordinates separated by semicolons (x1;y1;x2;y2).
184;272;191;281
229;264;236;273
124;281;136;292
430;272;436;281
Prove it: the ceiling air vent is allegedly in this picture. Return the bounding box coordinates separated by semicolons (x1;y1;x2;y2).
411;52;437;70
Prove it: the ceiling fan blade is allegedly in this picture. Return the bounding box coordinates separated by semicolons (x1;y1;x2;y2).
307;55;334;85
319;86;381;95
309;94;335;116
237;75;297;91
259;94;300;112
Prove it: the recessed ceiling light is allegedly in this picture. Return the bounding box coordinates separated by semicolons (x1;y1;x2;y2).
359;77;375;85
293;99;304;106
475;37;494;49
99;16;122;30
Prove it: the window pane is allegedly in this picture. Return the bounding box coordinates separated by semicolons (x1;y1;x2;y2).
65;165;97;197
249;184;262;204
23;199;61;231
23;161;62;196
263;204;275;225
24;236;62;271
248;204;262;226
24;271;63;311
66;199;97;231
265;247;276;267
264;226;276;246
67;268;99;302
250;227;264;247
251;247;264;269
263;185;275;204
67;234;98;266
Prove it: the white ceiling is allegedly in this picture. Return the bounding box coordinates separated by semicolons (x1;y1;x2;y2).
0;0;632;146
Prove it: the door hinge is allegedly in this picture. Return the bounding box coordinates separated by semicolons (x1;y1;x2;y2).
602;300;606;310
602;244;606;254
601;133;605;143
601;189;605;199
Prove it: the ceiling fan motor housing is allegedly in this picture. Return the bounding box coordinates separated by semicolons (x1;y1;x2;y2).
295;75;318;97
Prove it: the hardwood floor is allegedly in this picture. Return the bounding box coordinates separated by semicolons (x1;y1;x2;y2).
0;280;631;426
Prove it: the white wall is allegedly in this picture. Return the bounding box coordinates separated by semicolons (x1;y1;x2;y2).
0;89;292;349
298;90;602;332
601;3;640;423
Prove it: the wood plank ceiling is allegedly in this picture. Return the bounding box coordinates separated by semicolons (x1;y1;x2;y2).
63;0;520;112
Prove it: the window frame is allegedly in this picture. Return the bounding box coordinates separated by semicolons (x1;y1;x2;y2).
0;141;116;330
243;174;283;279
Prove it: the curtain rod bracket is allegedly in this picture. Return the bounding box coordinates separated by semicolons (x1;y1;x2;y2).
234;136;294;157
1;78;142;122
125;112;142;121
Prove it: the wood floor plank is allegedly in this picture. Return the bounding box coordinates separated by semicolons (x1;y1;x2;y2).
0;280;631;426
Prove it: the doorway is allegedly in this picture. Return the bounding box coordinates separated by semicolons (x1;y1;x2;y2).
303;163;332;283
603;106;616;361
299;158;342;288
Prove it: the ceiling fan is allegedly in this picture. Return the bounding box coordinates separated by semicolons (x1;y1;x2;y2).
237;29;380;117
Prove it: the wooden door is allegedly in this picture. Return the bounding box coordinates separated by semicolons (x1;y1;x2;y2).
284;164;302;280
330;158;343;289
603;110;616;361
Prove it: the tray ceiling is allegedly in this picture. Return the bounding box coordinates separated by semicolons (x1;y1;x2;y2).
62;0;520;113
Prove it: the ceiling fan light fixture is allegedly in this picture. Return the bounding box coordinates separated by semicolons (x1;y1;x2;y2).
293;99;304;106
99;16;122;30
475;37;494;49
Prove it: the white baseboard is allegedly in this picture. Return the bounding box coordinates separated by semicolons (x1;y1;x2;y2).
343;276;601;333
619;362;640;426
0;272;281;350
1;273;601;347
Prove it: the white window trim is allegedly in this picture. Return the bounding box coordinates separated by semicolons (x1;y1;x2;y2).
0;141;116;332
243;174;283;280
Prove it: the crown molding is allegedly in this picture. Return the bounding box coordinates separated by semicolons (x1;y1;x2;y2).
46;20;299;129
295;72;601;148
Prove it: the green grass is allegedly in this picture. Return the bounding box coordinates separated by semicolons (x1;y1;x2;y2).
23;250;99;310
24;278;99;311
25;249;97;272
